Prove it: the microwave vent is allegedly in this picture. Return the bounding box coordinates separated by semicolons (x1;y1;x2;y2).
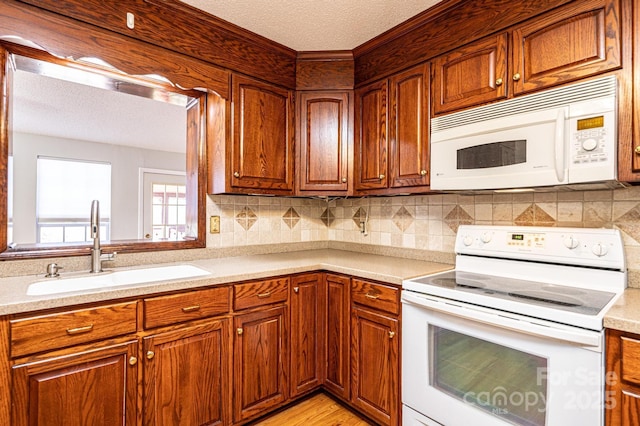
432;76;617;133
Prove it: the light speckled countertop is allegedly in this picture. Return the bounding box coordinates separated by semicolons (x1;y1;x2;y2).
0;249;453;316
604;288;640;334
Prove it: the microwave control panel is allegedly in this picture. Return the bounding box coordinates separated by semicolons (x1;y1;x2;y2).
570;110;615;165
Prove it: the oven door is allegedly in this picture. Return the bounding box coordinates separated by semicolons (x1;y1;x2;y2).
402;291;605;426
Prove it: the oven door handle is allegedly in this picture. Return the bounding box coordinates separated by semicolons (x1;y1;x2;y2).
402;292;602;348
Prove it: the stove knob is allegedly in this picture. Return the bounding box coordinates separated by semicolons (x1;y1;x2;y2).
592;243;609;257
563;236;579;249
481;232;492;243
462;235;474;246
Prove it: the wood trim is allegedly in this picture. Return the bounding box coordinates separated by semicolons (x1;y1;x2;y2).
0;318;10;425
296;51;355;90
353;0;575;86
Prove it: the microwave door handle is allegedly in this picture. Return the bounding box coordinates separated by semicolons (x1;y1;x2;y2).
554;109;566;182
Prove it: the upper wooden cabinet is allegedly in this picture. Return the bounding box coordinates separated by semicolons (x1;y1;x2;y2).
432;0;621;115
227;74;294;194
355;63;430;194
296;91;352;194
432;34;508;115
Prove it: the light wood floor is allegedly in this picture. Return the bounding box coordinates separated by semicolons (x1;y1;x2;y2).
250;393;374;426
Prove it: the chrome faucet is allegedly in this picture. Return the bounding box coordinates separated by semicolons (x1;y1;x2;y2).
90;200;116;273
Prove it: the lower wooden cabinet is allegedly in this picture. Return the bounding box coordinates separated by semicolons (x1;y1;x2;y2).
233;305;289;422
12;339;138;426
606;328;640;426
324;273;351;400
142;320;230;426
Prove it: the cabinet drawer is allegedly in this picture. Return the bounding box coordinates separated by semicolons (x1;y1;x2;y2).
143;286;230;329
10;302;137;358
351;279;400;315
621;336;640;385
234;278;289;310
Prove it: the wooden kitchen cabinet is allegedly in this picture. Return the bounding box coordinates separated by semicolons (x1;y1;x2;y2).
12;339;138;426
351;279;401;426
432;33;508;115
233;302;289;422
296;91;352;194
229;74;294;194
142;320;230;426
355;63;430;194
324;273;351;400
432;0;621;115
606;328;640;426
290;273;325;397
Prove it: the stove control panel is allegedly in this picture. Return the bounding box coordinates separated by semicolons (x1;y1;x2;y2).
456;225;625;270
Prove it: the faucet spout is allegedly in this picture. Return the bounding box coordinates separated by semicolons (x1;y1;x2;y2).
89;200;116;272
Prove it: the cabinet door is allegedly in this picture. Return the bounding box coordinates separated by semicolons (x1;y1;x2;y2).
234;305;288;422
432;33;508;115
12;340;138;426
351;306;399;426
143;320;230;426
290;273;324;397
297;91;351;193
389;63;430;188
324;273;350;400
231;74;294;193
512;0;621;95
354;79;388;191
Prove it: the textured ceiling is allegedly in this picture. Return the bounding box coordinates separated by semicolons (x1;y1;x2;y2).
181;0;443;51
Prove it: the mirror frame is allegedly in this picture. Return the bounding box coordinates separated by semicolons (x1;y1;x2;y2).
0;41;212;259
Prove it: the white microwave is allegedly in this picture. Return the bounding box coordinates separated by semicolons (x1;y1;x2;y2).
430;76;618;191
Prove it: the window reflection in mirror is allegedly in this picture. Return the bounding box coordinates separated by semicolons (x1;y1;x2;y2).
3;43;206;256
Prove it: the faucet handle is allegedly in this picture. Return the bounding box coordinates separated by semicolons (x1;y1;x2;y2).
100;251;117;262
45;263;63;278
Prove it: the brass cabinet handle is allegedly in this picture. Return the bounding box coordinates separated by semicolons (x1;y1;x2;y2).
495;77;503;86
420;169;427;176
237;328;243;335
293;287;299;293
635;146;640;155
365;293;379;300
233;171;240;178
513;73;521;81
129;356;137;366
379;174;385;180
146;351;155;360
388;331;395;339
181;305;201;313
257;292;271;299
66;324;94;335
341;177;347;183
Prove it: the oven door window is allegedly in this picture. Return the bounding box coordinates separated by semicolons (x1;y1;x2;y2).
456;140;526;170
430;326;548;426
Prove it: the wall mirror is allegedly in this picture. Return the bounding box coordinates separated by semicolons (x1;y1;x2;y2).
1;42;207;258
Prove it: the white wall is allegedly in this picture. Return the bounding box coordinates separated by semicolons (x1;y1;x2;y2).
11;132;185;243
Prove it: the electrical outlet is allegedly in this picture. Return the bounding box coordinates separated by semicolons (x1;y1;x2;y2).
210;216;220;234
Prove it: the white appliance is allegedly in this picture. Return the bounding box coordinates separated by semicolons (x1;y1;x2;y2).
402;225;626;426
430;76;619;191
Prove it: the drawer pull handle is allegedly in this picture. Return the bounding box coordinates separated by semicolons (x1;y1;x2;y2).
129;356;137;366
365;293;379;300
66;324;94;335
146;351;155;360
237;328;243;335
181;305;201;313
257;292;272;299
388;331;395;339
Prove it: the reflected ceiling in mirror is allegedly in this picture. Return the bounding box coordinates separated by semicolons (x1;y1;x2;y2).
4;45;205;256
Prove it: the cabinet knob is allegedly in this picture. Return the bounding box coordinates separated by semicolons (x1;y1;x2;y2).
379;174;385;180
233;171;240;178
495;78;503;86
341;177;347;183
635;146;640;155
146;351;155;360
129;356;138;366
293;286;299;293
237;328;243;335
513;73;521;81
388;331;395;339
420;169;427;176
